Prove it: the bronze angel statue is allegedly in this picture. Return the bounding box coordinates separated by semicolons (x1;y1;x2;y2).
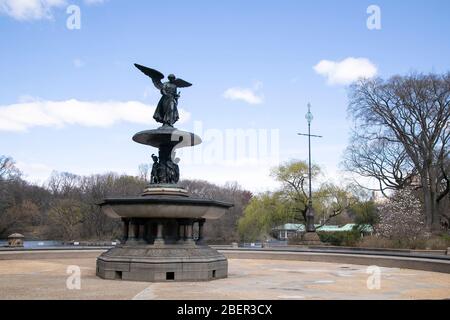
134;64;192;127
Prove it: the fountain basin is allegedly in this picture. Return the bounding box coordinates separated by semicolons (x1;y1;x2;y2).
100;196;233;220
97;193;233;282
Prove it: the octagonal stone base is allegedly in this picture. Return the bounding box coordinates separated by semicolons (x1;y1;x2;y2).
96;244;227;282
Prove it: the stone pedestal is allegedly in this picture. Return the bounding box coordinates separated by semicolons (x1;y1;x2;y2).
97;244;227;282
296;232;323;246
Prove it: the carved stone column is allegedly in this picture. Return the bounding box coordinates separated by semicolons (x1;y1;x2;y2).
185;220;195;244
122;218;129;243
154;221;165;245
178;221;185;243
197;219;205;244
126;218;139;244
136;219;147;244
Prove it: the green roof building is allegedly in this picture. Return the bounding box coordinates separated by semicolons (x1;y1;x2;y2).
272;223;373;240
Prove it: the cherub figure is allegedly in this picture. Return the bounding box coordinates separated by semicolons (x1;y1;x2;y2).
150;154;160;184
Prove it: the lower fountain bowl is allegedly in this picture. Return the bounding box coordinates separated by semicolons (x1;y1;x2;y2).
99;195;233;220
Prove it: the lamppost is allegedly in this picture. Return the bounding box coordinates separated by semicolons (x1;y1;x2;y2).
298;103;322;233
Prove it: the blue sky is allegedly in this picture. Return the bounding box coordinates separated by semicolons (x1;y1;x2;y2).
1;0;449;192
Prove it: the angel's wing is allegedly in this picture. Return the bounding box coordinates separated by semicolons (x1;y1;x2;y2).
173;78;192;88
134;63;165;90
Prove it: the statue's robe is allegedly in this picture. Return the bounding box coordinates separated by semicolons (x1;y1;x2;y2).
153;82;179;126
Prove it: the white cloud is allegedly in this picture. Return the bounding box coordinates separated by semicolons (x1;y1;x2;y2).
73;58;85;68
83;0;107;5
313;57;377;85
0;0;67;21
182;163;280;193
15;161;54;183
223;82;264;105
0;0;108;21
0;98;191;132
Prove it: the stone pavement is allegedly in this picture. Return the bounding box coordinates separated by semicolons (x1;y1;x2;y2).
0;257;448;299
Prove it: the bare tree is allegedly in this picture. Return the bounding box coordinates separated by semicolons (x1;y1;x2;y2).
138;163;151;182
48;199;85;240
0;154;249;242
47;171;82;198
78;173;145;239
180;179;252;243
348;73;450;231
0;200;39;237
343;134;417;197
314;183;359;227
0;156;20;181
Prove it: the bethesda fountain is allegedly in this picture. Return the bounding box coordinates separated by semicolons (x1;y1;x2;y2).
96;64;233;282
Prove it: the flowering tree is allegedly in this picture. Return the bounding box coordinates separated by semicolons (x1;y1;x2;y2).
377;187;428;241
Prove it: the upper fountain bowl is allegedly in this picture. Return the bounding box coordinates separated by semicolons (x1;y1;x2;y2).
132;126;202;149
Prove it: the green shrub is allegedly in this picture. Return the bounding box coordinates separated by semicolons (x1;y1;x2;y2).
424;234;450;250
317;230;361;246
358;234;450;250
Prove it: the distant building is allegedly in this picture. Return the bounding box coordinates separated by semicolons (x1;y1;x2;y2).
272;224;305;240
371;190;388;204
272;223;373;240
7;233;24;247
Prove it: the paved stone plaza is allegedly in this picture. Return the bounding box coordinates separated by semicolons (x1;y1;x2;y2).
0;256;449;299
